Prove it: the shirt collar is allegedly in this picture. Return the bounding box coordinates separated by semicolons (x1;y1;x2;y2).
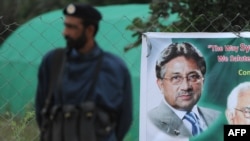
162;99;199;120
68;43;102;61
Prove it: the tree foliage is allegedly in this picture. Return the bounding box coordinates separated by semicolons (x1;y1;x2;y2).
125;0;250;51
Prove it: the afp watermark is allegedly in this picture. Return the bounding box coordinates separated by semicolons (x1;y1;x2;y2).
224;125;250;141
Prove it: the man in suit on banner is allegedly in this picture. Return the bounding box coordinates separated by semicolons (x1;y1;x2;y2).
148;42;221;139
226;81;250;125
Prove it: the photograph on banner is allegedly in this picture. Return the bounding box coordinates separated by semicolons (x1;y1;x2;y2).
139;32;250;141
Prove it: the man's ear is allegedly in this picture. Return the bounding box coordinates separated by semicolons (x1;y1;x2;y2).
156;78;164;93
225;109;235;124
86;25;95;37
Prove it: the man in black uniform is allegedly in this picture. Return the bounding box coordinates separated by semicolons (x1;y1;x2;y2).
35;2;133;141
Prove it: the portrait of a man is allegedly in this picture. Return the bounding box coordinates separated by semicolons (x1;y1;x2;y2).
147;42;221;139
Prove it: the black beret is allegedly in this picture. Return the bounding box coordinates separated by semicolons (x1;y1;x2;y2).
63;3;102;23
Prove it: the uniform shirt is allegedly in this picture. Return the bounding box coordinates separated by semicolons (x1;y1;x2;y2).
35;44;133;141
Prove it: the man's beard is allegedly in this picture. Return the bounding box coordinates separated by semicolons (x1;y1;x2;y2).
65;33;87;50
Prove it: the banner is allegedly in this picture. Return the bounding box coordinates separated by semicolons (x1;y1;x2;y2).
140;32;250;141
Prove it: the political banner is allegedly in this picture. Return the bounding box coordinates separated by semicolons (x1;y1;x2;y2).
140;32;250;141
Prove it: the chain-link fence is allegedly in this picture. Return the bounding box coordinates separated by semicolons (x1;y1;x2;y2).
1;4;250;141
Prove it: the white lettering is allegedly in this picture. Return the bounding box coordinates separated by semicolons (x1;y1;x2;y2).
241;129;246;136
228;129;235;136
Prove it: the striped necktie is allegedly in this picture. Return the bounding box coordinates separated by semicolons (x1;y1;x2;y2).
184;112;203;136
